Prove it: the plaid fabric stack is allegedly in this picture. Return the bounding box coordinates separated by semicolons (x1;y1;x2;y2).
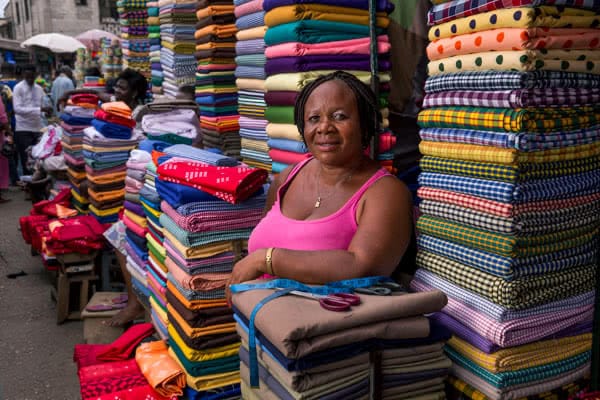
195;0;242;158
159;0;198;98
410;1;600;398
234;0;271;171
261;0;395;174
118;0;151;82
148;1;165;98
153;146;267;399
100;37;123;80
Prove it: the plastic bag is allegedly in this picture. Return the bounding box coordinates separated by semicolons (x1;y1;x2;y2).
31;124;63;160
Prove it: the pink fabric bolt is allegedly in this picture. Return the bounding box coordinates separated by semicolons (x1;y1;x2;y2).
234;0;264;17
167;257;231;291
265;35;391;58
160;200;263;233
122;213;148;238
441;290;593;348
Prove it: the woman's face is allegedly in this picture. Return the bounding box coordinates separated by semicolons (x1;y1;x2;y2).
303;80;363;166
114;78;134;104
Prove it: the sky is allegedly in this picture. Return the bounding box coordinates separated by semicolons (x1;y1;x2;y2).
0;0;9;19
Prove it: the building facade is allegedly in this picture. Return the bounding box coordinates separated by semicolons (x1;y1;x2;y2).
1;0;118;41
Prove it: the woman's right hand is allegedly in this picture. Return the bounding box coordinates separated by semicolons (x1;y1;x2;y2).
225;249;268;306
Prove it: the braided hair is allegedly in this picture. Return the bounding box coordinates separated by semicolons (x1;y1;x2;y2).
293;71;382;149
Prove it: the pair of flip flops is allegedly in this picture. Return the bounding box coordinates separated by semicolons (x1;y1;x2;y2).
85;294;129;312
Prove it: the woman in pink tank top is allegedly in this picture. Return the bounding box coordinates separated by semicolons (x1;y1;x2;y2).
226;71;413;301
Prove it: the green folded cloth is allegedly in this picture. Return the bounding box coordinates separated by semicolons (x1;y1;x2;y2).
265;106;294;124
265;20;384;46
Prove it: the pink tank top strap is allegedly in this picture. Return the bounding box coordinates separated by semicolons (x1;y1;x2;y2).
349;168;392;217
277;157;314;199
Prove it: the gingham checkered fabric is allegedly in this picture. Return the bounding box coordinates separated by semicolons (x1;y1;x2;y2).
418;198;600;236
419;127;599;151
415;251;597;309
424;71;600;93
167;273;226;301
420;141;600;165
417;215;597;257
519;156;600;179
419;172;515;203
417;106;600;133
418;234;598;279
428;0;536;25
418;187;514;217
160;214;253;248
513;169;600;203
422;89;600;109
428;0;600;25
411;269;596;321
420;156;519;183
447;347;592;389
419;199;518;234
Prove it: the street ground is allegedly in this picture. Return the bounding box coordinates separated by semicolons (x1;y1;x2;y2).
0;187;81;400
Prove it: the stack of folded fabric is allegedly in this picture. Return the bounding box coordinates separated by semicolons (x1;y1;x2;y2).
100;37;123;81
234;0;270;171
61;94;100;214
82;76;106;92
195;0;241;158
410;2;600;398
122;149;154;311
159;0;198;98
85;101;142;223
118;0;151;82
154;145;267;397
148;1;165;98
233;281;451;399
262;0;394;173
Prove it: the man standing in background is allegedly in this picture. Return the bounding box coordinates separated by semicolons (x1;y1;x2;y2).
51;65;75;114
12;65;51;176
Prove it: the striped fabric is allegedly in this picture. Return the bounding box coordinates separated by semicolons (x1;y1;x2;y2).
420;156;519;182
411;269;596;322
418;235;597;279
418;106;600;133
424;71;600;93
415;251;595;310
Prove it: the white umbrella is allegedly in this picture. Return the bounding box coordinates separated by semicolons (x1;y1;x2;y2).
76;29;120;49
21;33;86;53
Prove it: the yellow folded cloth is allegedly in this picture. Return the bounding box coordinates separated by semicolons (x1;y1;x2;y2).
135;340;186;398
265;71;390;92
235;78;266;91
264;4;389;28
236;26;267;40
448;334;592;373
168;323;240;362
168;348;241;391
124;209;147;228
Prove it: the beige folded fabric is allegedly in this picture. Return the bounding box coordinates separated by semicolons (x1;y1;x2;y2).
232;281;447;358
266;123;303;141
236;26;267;40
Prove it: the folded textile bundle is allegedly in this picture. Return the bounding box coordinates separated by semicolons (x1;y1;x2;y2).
412;1;600;397
233;279;451;399
119;0;150;87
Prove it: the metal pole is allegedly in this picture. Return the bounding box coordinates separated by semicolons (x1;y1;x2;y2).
368;0;379;160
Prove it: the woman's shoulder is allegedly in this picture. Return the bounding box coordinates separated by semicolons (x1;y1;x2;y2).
362;167;411;203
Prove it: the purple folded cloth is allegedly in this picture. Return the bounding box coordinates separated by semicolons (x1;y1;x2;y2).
124;200;146;217
160;200;263;233
431;312;593;354
265;91;298;106
265;55;391;76
263;0;393;12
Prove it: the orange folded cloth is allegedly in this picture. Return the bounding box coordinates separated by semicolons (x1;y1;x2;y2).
100;101;132;119
87;187;125;203
194;24;238;39
135;340;186;398
196;5;235;18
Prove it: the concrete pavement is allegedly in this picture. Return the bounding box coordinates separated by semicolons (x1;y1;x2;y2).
0;187;81;400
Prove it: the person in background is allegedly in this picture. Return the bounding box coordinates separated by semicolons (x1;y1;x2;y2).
0;90;12;203
51;66;75;114
84;67;102;78
13;65;52;176
226;71;413;302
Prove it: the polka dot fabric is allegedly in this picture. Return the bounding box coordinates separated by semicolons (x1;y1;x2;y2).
428;49;600;75
428;6;600;41
427;28;600;61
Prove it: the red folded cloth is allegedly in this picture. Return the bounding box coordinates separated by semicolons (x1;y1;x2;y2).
32;188;72;217
96;323;155;361
94;108;137;129
157;160;268;204
71;93;100;106
19;215;48;244
49;215;108;242
268;148;312;166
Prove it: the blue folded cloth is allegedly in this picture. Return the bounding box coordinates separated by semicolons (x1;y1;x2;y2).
60;113;93;126
156;178;220;209
164;144;239;166
184;385;241;400
91;118;133;140
267;138;308;154
138;139;172;154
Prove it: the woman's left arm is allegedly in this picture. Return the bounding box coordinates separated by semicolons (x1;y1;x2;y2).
227;177;413;291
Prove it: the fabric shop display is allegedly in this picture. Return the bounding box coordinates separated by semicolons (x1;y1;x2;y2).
411;1;600;398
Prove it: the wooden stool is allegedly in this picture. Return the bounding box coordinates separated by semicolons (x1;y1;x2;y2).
51;252;99;324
